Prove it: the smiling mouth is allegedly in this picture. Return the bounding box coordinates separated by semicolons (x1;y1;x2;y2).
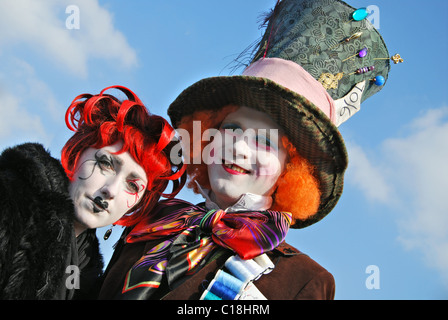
222;162;250;175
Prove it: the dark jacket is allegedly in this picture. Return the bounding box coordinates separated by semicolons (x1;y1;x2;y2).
0;143;103;299
98;204;335;300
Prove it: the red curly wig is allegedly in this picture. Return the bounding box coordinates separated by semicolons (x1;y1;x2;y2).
61;85;186;227
177;105;321;224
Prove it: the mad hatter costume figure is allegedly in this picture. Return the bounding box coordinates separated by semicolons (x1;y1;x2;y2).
98;0;401;300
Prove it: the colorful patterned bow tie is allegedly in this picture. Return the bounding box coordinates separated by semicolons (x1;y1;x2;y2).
120;199;291;299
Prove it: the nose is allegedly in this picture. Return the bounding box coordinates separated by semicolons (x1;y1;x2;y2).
231;135;252;162
100;177;120;200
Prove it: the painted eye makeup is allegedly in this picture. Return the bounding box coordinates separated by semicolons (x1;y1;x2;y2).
221;122;242;132
127;179;143;193
221;123;278;151
256;135;271;148
79;151;115;180
95;153;115;173
255;134;278;151
125;179;146;208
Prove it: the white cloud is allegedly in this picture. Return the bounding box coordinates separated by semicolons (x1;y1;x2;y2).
7;58;63;121
0;88;49;149
0;0;138;150
346;142;395;205
0;0;137;78
346;106;448;287
383;107;448;285
0;57;66;148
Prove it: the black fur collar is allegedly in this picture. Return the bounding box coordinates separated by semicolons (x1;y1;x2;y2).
0;143;69;195
0;143;75;299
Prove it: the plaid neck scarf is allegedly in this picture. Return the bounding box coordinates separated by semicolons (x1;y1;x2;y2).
119;199;291;300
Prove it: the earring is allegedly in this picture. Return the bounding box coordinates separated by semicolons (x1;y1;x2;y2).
104;224;115;240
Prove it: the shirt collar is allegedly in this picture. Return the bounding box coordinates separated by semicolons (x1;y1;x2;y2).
195;181;273;212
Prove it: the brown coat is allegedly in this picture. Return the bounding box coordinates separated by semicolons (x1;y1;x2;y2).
98;239;335;300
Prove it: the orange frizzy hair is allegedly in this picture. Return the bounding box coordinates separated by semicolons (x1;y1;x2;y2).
271;136;321;222
177;105;321;224
61;86;186;227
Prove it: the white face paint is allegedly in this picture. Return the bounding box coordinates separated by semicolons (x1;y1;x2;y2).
69;141;147;236
206;106;288;209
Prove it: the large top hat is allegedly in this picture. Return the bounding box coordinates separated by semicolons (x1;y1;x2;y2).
168;0;401;228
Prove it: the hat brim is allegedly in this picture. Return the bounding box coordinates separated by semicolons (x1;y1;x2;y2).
168;75;348;228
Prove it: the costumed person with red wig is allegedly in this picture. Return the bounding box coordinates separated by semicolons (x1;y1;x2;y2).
98;0;402;300
0;86;185;299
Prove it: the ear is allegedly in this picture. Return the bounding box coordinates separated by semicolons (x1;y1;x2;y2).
334;80;366;127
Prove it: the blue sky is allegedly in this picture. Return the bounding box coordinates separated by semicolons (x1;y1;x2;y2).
0;0;447;300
